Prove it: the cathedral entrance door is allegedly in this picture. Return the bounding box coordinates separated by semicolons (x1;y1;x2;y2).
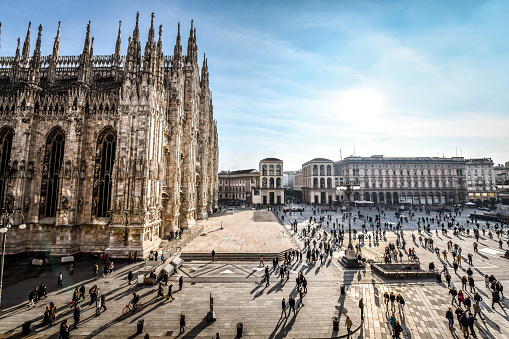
269;192;275;205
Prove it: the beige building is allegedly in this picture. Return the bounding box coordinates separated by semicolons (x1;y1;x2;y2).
252;158;284;205
465;158;496;201
334;155;467;205
301;158;336;205
218;169;259;205
0;14;218;257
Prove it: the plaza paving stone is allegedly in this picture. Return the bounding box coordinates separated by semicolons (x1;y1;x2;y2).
0;206;508;338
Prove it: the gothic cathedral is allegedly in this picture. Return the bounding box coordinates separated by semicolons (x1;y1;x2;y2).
0;13;219;258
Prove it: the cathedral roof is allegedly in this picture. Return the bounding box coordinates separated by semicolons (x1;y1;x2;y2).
260;157;282;162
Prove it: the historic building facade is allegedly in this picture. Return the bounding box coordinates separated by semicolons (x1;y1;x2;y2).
334;156;467;205
218;169;259;205
296;155;472;205
0;14;218;257
252;158;284;205
301;158;336;205
465;158;496;201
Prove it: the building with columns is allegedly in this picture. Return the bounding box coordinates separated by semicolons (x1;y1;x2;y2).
252;158;284;205
334;155;467;205
301;158;336;205
298;155;473;205
0;14;218;258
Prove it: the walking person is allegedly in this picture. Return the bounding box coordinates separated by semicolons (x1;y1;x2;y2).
468;276;476;293
157;282;165;298
359;298;364;320
289;296;296;316
79;284;86;300
345;315;353;337
212;250;216;262
166;284;175;301
92;263;99;277
449;287;458;305
259;255;264;267
73;306;81;329
69;263;74;275
397;294;405;313
393;320;403;338
468;312;477;338
390;292;396;312
57;272;63;286
179;314;186;334
280;298;287;318
299;288;305;307
473;302;483;321
100;295;107;312
128;270;134;285
492;290;504;309
446;307;455;331
179;276;183;291
460;312;469;338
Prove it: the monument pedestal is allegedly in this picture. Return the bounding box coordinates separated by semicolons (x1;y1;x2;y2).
340;249;365;268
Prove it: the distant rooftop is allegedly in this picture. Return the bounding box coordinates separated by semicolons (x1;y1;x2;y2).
260;157;282;162
219;169;258;175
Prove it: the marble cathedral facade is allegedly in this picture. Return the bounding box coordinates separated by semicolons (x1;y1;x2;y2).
0;14;219;258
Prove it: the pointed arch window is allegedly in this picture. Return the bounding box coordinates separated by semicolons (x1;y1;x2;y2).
0;128;14;209
93;129;117;217
40;129;65;218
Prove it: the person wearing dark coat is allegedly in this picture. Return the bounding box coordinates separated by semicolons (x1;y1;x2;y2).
460;313;470;338
393;320;403;338
73;306;81;329
179;314;186;333
128;270;134;285
492;290;504;309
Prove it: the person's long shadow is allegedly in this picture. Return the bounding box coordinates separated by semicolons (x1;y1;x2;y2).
267;281;284;295
176;315;213;338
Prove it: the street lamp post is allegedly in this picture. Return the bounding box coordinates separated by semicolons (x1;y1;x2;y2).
337;180;361;267
0;209;26;313
337;180;360;250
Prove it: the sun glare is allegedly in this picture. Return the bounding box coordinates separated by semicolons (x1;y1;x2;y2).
338;88;384;121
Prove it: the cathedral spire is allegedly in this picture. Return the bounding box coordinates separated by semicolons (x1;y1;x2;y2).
114;20;122;65
0;23;2;55
133;12;140;44
144;12;156;62
14;37;21;64
32;24;42;60
52;21;61;60
157;24;163;54
126;12;141;71
82;21;91;56
172;22;182;71
187;20;197;65
21;22;31;67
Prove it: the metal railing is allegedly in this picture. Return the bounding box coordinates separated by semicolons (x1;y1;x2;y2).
161;225;204;257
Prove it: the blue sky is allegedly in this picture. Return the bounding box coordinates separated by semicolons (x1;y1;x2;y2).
1;0;508;171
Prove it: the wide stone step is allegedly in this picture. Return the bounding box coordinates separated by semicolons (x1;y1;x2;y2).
180;249;294;262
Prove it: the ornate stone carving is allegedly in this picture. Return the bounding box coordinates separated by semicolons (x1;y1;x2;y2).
5;194;14;212
77;197;84;213
10;160;18;178
79;160;86;180
72;166;79;179
23;196;30;212
19;160;26;178
61;196;69;211
27;161;34;180
64;160;71;179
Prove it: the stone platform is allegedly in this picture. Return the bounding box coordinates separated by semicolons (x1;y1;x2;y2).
182;208;295;259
